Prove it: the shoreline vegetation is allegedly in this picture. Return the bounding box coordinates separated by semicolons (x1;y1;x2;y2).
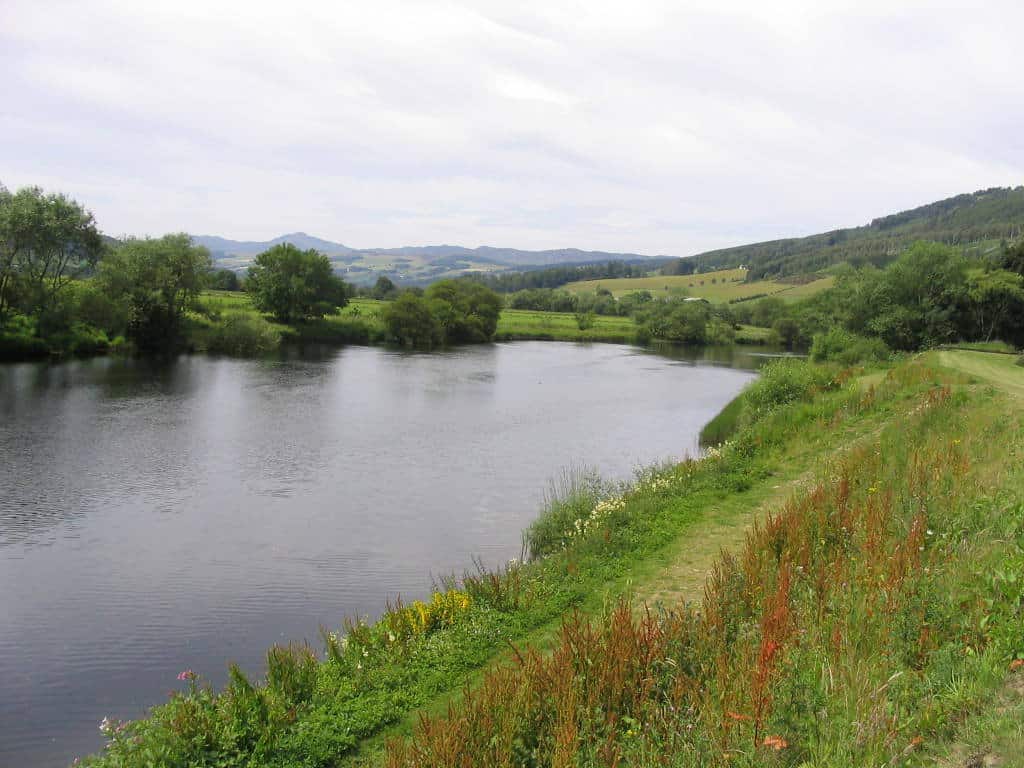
5;185;1024;363
81;351;1024;767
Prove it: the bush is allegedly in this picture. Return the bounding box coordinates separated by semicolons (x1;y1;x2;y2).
0;314;49;360
205;312;281;356
1017;354;1024;367
810;327;890;365
742;358;837;420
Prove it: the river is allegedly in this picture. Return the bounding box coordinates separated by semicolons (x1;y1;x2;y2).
0;341;766;766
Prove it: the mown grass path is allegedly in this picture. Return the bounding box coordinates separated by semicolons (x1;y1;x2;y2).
938;349;1024;399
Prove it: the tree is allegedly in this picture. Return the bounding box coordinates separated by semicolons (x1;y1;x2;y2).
424;280;502;343
639;299;709;344
100;233;211;352
209;268;241;291
247;244;349;323
967;269;1024;344
1003;240;1024;276
0;185;103;321
371;275;397;299
864;242;969;350
382;292;442;347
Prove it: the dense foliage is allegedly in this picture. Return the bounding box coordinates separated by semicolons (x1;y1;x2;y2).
382;280;502;347
246;243;350;323
99;234;212;352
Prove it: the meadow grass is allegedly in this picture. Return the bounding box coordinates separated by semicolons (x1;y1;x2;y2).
495;308;639;343
563;268;834;304
698;391;745;447
82;353;1024;768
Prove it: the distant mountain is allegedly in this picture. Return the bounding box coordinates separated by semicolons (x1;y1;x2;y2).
191;232;661;284
669;187;1024;280
193;232;359;259
363;244;658;268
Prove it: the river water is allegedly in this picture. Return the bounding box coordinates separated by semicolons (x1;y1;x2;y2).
0;341;765;766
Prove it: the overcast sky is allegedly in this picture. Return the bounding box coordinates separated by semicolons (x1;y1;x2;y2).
1;1;1021;255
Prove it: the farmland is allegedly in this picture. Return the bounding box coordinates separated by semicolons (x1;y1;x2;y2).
564;267;834;303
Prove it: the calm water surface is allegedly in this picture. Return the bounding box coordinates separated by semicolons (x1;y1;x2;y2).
0;342;764;766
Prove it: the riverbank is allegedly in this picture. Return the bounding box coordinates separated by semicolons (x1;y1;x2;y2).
81;352;1024;767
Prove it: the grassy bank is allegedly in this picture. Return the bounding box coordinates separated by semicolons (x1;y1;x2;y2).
82;352;1024;767
495;309;639;343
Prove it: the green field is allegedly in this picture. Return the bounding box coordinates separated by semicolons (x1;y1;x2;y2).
564;266;834;303
496;308;639;343
196;293;645;346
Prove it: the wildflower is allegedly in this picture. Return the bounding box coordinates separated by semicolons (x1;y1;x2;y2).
362;648;369;657
99;717;112;734
762;735;788;750
177;669;195;681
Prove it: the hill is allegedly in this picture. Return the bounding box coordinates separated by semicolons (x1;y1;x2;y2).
192;233;659;285
668;186;1024;280
564;266;835;303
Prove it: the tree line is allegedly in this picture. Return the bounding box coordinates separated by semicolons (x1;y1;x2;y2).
463;260;655;293
0;183;515;358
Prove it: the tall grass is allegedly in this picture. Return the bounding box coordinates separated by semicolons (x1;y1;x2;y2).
699;391;745;448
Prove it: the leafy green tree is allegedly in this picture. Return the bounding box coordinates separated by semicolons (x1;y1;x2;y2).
0;185;103;321
865;242;969;349
967;269;1024;344
100;233;211;352
639;299;709;344
371;275;397;299
772;317;803;349
247;244;349;323
382;292;442;347
1002;239;1024;276
209;268;241;291
424;280;502;343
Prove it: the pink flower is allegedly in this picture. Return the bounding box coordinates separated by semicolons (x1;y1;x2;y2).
177;669;195;681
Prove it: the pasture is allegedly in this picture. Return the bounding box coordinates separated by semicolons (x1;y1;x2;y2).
564;267;834;303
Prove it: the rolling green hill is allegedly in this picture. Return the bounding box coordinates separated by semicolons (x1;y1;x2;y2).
667;186;1024;280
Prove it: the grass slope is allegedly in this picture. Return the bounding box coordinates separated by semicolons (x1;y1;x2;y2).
563;267;834;304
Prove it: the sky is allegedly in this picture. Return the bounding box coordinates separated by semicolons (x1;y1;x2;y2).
1;0;1021;256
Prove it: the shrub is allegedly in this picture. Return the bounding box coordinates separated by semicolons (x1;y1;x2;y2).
810;327;889;365
206;312;281;356
742;358;837;420
1017;354;1024;367
0;314;49;360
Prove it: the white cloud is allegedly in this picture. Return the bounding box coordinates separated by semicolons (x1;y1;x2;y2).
1;0;1021;254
